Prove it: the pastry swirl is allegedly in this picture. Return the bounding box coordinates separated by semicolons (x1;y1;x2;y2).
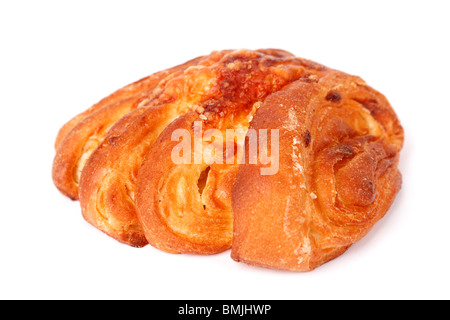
231;70;403;271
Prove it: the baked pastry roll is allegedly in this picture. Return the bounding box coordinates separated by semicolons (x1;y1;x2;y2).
231;70;403;271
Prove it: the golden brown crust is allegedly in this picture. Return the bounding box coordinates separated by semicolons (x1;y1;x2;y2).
52;95;145;200
135;112;236;254
231;70;403;271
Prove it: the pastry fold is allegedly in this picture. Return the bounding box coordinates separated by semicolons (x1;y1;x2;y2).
231;70;403;271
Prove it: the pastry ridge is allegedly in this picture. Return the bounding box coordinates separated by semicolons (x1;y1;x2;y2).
230;70;403;271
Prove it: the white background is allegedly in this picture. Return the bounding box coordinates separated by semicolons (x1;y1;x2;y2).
1;0;449;300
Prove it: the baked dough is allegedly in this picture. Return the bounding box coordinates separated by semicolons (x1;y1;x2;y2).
231;70;403;271
77;51;230;246
52;49;403;270
79;49;326;249
135;51;327;254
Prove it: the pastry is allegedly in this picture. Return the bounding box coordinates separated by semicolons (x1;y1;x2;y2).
79;49;325;248
231;70;403;271
52;49;403;270
77;51;230;246
135;50;327;253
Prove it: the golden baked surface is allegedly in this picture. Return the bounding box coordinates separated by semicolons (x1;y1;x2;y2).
231;70;403;271
52;49;403;271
